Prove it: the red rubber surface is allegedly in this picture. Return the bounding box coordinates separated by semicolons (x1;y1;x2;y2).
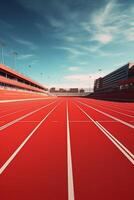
0;97;134;200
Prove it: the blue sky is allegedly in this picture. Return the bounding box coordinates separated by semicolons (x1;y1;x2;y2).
0;0;134;90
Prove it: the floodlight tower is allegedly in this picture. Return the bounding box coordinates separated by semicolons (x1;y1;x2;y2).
98;68;102;77
0;41;5;64
12;51;18;70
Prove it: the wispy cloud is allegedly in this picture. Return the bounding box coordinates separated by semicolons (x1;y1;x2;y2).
124;27;134;41
85;0;134;44
13;37;37;50
62;36;76;42
55;46;85;58
68;66;80;71
65;74;90;82
91;34;113;44
61;0;134;59
63;68;112;89
87;1;120;44
17;54;34;60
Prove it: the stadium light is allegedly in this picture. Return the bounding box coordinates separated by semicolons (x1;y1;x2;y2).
0;41;5;64
89;75;92;92
98;68;102;78
12;51;18;70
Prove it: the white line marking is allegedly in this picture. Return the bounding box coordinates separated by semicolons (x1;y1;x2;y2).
70;120;91;123
95;121;134;160
18;121;40;123
66;102;75;200
0;103;60;175
70;120;118;123
103;105;134;114
77;101;134;129
0;97;56;103
90;103;134;118
74;103;134;165
0;108;27;119
0;100;57;131
95;120;117;123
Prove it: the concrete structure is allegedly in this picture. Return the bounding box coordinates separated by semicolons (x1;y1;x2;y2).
0;64;48;93
94;62;134;92
69;88;79;93
49;87;88;96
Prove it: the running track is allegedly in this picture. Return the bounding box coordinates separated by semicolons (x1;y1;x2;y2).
0;97;134;200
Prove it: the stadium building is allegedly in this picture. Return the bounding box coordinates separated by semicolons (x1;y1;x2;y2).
94;62;134;92
0;64;48;94
91;62;134;101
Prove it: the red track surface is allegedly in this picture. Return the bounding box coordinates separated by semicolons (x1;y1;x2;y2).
0;89;48;100
0;97;134;200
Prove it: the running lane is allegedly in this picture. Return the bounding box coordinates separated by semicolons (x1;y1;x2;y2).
0;99;68;200
68;98;134;200
0;97;134;200
76;98;134;125
75;98;134;153
0;98;57;127
0;100;58;168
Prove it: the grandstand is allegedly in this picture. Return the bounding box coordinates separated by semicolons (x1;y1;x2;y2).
0;64;50;100
89;62;134;101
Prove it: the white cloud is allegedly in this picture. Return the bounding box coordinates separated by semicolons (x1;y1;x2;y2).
124;28;134;41
18;54;34;60
46;67;120;90
55;0;134;59
88;0;118;44
91;1;115;27
63;71;108;90
17;0;134;60
63;74;92;90
55;46;85;58
91;34;113;44
65;74;90;81
63;36;76;42
68;66;80;71
83;0;134;46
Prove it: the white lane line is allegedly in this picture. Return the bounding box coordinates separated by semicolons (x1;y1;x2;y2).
0;100;57;131
0;121;40;122
104;105;134;114
70;120;91;123
0;102;60;175
18;121;40;123
0;108;28;119
77;101;134;129
74;103;134;165
66;102;75;200
70;120;118;123
90;103;134;118
0;97;56;103
95;120;117;123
